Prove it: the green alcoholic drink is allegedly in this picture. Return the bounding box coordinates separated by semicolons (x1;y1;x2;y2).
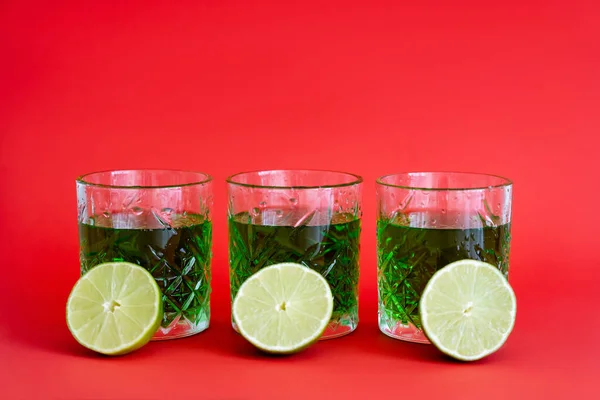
79;212;212;339
229;209;361;336
377;212;511;338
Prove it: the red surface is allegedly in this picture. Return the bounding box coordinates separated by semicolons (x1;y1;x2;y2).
1;1;599;398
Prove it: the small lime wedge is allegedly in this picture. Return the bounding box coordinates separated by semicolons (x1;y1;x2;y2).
66;262;163;356
420;259;517;361
233;262;333;354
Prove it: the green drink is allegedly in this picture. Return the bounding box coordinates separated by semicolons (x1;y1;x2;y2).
77;169;213;340
377;212;511;336
229;209;361;336
376;172;513;343
227;169;363;338
79;212;212;340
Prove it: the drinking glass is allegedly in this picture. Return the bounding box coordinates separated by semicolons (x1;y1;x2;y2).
227;169;363;339
376;172;512;343
76;169;213;340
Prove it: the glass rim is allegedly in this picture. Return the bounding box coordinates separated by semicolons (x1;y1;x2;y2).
376;171;513;191
226;169;363;189
76;169;213;189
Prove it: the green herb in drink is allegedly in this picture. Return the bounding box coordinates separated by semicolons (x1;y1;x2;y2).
229;209;360;326
79;212;212;332
377;212;510;330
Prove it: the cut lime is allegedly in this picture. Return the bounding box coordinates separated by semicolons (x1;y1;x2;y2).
420;259;517;361
232;262;334;354
66;262;163;355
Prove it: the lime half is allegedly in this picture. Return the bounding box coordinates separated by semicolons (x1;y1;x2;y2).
420;259;517;361
233;262;334;354
66;262;163;355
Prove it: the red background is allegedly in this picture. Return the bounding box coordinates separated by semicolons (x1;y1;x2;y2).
1;1;599;398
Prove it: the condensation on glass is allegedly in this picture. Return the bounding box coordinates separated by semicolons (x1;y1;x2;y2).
76;169;213;340
376;172;512;343
227;169;363;339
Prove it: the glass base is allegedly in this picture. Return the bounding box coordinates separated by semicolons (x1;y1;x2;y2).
321;314;358;339
232;314;358;340
378;314;430;344
152;316;209;341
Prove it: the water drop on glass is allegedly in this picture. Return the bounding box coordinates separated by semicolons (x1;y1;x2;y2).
102;211;111;218
289;197;298;205
132;207;143;215
161;207;173;215
259;201;267;208
251;207;260;216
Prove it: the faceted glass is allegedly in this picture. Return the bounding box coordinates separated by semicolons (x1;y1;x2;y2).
227;169;363;339
76;169;213;340
376;172;512;343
